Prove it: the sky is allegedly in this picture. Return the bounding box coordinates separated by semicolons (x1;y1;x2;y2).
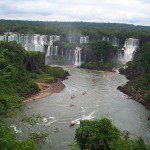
0;0;150;26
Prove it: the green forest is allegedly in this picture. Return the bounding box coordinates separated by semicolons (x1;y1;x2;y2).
0;20;150;150
118;42;150;109
0;20;150;46
0;41;67;116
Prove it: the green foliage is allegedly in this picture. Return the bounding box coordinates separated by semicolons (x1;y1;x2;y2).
120;42;150;79
70;141;81;150
0;95;23;115
42;65;66;78
0;20;150;46
75;118;149;150
62;42;76;50
42;77;56;83
119;42;150;104
21;114;43;126
29;132;48;146
82;40;119;70
24;51;45;71
0;41;67;116
0;122;35;150
81;61;119;71
75;118;121;150
89;40;118;62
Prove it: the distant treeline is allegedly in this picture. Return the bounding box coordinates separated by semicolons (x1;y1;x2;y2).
0;19;150;46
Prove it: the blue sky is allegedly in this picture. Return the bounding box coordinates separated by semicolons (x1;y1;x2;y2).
0;0;150;25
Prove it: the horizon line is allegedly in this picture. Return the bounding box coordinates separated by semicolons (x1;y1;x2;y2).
0;18;150;27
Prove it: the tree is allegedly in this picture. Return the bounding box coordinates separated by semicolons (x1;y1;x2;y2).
89;40;118;62
75;118;149;150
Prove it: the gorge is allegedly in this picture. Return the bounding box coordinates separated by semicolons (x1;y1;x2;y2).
0;20;150;150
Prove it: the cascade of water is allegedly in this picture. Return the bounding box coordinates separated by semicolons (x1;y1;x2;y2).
50;46;53;55
69;50;72;60
34;44;37;51
24;44;27;50
74;47;82;66
56;46;58;55
66;50;68;59
107;37;109;42
62;48;64;57
46;45;51;57
112;38;119;46
118;49;123;61
121;38;139;63
54;46;58;55
100;53;103;62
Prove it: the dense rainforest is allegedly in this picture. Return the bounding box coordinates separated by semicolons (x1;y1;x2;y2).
0;41;69;149
74;118;150;150
0;41;67;116
81;40;120;70
0;20;150;149
0;19;150;46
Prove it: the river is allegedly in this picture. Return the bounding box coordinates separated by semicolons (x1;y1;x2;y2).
8;66;150;150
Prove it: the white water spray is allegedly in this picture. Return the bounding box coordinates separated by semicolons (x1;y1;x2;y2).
70;107;96;126
121;38;139;64
74;46;82;66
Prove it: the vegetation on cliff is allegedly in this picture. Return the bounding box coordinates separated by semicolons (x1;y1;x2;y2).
81;40;120;70
74;118;150;150
118;42;150;109
0;121;36;150
0;41;68;149
0;41;68;116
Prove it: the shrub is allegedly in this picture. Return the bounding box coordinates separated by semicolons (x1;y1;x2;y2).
75;118;149;150
75;118;121;150
0;122;35;150
0;41;66;115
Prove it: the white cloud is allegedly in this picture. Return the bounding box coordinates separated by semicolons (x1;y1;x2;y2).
0;0;149;25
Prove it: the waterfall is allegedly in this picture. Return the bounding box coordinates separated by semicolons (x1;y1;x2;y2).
100;53;103;62
121;38;139;63
46;45;51;57
51;46;53;55
112;38;119;46
56;46;58;55
62;48;64;57
54;46;58;55
74;47;82;66
69;50;72;60
118;49;123;61
102;36;109;42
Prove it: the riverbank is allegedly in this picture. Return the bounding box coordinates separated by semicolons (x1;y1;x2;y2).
21;66;150;149
117;42;150;110
117;78;150;110
23;79;65;103
0;41;70;116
